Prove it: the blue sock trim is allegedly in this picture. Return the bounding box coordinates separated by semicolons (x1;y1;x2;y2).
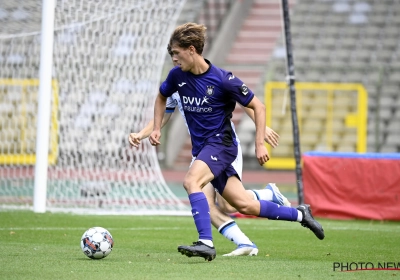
219;221;236;234
252;190;260;200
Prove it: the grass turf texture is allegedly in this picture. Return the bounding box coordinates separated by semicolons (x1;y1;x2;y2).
0;211;399;280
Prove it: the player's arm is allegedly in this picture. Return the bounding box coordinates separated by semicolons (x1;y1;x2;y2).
241;105;279;148
129;113;172;148
245;96;269;165
149;92;167;146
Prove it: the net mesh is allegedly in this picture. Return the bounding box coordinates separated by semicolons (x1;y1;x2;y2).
0;0;189;215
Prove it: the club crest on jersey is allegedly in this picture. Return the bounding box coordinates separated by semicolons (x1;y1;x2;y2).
240;84;249;95
206;85;214;96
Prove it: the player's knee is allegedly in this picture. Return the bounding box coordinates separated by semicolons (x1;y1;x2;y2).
182;178;192;193
182;177;201;194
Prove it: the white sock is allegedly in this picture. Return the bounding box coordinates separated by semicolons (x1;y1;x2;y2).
252;189;273;201
218;220;252;246
296;210;303;222
199;239;214;247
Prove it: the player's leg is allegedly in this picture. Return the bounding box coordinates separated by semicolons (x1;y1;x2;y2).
178;159;216;261
219;142;290;210
251;183;291;206
203;183;258;256
219;175;325;240
177;142;240;260
215;190;252;214
216;184;291;214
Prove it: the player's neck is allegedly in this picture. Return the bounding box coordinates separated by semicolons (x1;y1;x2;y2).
189;57;210;75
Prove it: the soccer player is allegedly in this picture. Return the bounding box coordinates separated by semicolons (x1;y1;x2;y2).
150;23;324;261
129;51;290;257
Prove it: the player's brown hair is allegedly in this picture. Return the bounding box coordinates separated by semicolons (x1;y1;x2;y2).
167;44;173;56
169;22;207;55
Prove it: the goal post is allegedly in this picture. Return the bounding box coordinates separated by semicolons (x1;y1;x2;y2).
34;0;56;213
0;0;190;215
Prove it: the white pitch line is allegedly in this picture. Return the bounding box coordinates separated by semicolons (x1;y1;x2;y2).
0;227;185;231
324;226;400;232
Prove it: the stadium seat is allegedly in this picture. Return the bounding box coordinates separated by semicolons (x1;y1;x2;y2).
336;144;356;153
379;145;399;153
362;37;378;50
388;71;400;83
271;144;293;157
385;133;400;147
266;0;400;153
340;26;361;38
302;119;323;133
386;119;400;135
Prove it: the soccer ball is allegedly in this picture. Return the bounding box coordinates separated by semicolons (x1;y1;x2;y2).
80;227;114;259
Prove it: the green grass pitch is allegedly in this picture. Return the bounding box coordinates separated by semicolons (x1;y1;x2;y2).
0;211;399;280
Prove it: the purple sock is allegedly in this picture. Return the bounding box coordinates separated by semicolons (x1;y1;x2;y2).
189;192;212;240
259;200;298;221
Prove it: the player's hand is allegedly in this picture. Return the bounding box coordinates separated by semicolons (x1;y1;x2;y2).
128;133;143;148
264;126;279;148
255;144;270;166
149;130;161;146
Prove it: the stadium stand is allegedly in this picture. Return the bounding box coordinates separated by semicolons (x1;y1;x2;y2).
166;0;400;168
1;0;397;173
233;0;400;164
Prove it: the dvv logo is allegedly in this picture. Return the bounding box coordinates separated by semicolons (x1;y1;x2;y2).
182;96;210;106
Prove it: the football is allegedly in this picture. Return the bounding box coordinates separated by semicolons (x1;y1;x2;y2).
80;227;114;259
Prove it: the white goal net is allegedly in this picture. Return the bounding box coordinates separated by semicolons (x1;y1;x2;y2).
0;0;190;215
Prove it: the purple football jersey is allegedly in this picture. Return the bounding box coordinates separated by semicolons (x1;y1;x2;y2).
159;59;254;156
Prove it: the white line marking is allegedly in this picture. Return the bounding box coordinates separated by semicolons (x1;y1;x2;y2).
0;227;185;231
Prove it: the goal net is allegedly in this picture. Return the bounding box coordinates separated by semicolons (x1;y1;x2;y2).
0;0;190;215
